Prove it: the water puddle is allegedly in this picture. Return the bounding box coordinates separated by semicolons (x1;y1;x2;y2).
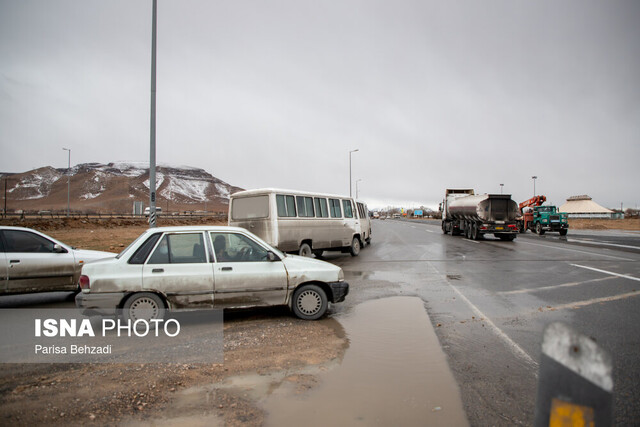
264;296;468;426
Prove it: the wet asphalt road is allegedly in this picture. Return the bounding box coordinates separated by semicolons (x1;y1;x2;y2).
330;219;640;426
2;221;638;425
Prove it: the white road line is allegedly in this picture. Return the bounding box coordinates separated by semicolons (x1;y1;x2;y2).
567;238;640;251
499;276;615;295
571;264;640;282
537;290;640;313
518;240;633;261
425;230;435;233
448;283;538;368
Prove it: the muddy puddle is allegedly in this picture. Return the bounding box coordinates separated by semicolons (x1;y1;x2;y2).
155;297;468;426
262;296;468;426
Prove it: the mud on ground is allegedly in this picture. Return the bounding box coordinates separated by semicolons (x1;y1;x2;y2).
0;218;348;425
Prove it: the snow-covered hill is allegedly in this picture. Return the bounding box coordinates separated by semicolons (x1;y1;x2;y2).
1;162;243;213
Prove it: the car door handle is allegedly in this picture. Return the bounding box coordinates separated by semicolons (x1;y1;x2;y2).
152;268;164;273
221;267;233;272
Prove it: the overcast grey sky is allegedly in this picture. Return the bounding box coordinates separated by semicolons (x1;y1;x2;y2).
1;0;639;210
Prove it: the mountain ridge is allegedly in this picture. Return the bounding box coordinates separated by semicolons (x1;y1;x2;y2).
0;162;243;214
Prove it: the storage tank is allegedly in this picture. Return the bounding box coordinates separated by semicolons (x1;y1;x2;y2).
448;194;519;222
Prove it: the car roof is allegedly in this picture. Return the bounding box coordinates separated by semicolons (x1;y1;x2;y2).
141;225;249;233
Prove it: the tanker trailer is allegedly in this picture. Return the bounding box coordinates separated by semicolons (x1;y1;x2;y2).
442;191;519;241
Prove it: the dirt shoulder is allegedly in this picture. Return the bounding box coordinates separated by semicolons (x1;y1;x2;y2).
568;218;640;231
0;218;348;425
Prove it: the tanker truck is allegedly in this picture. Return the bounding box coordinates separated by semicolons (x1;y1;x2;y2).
440;189;519;241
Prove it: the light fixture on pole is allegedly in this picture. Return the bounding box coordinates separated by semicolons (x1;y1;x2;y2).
532;176;537;197
62;148;71;217
356;179;362;199
349;149;359;198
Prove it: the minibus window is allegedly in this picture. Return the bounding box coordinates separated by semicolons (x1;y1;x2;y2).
231;196;269;220
342;200;354;218
296;196;315;217
277;194;297;217
314;198;329;218
329;199;342;218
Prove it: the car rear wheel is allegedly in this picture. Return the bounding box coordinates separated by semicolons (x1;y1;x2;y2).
292;284;328;320
123;292;165;323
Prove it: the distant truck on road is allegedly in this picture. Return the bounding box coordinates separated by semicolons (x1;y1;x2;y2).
440;189;519;241
517;195;569;236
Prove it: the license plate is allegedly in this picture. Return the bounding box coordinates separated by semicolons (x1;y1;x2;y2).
495;227;504;230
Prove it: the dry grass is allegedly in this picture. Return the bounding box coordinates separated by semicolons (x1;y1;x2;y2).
568;218;640;231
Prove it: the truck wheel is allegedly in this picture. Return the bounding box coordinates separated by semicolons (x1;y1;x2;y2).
349;237;361;256
442;222;448;234
291;284;328;320
471;224;479;240
299;243;313;257
123;292;165;323
536;223;545;235
559;229;568;236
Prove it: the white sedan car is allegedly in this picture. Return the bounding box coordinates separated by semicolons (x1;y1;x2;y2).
76;226;349;320
0;226;115;295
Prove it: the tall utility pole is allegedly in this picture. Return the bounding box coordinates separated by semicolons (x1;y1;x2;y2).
62;148;71;216
149;0;158;228
349;149;359;197
500;183;504;194
3;177;7;218
532;176;537;197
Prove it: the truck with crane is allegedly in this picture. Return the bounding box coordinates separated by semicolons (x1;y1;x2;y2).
517;195;569;236
440;189;520;241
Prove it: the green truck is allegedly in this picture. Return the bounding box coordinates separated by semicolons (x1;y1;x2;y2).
519;204;569;236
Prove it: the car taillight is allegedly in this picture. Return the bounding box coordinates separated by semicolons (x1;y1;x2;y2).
79;275;90;290
508;224;517;229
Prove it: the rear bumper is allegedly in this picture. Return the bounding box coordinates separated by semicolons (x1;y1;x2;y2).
327;281;349;303
75;291;126;316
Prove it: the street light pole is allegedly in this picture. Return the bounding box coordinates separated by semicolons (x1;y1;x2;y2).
62;148;71;216
532;176;537;198
500;183;504;194
148;0;158;228
349;149;359;197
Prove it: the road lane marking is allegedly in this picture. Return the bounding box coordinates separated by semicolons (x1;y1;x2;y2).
570;264;640;282
535;290;640;313
499;276;615;295
567;239;640;251
518;240;633;261
425;230;435;233
448;283;538;368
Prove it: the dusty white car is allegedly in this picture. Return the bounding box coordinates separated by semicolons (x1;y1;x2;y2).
0;226;115;294
76;226;349;320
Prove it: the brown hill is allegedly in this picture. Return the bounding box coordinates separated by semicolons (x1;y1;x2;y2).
1;162;243;214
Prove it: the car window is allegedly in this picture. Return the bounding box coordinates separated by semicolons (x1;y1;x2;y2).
210;232;270;262
342;200;354;218
128;233;162;264
147;233;207;264
2;230;56;253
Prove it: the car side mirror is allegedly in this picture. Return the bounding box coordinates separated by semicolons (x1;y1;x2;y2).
266;251;280;262
53;244;67;254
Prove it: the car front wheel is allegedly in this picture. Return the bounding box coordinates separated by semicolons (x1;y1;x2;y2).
292;284;328;320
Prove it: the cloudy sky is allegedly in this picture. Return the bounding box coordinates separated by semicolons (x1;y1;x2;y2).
1;0;639;210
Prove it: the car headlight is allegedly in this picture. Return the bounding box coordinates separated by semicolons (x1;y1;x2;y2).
338;269;345;282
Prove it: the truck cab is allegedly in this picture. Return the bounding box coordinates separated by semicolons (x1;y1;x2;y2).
532;206;569;236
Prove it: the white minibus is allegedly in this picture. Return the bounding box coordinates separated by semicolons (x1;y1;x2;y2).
228;188;371;257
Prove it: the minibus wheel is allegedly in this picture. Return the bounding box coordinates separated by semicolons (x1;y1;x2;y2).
349;237;361;256
298;243;313;257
